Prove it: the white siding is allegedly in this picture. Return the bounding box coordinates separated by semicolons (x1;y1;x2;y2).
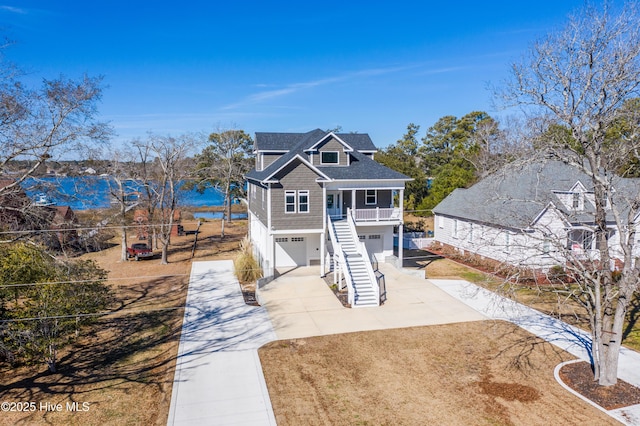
434;211;568;271
250;211;272;276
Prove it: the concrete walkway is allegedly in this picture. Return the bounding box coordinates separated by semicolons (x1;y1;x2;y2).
167;260;277;426
430;279;640;426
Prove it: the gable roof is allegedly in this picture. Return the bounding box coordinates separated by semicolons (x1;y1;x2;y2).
254;129;377;152
261;154;332;183
316;151;409;180
433;159;640;230
247;130;410;183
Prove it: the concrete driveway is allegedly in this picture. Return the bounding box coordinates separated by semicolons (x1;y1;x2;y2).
259;263;487;340
167;260;277;426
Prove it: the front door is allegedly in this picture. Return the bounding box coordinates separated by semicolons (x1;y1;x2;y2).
327;191;341;219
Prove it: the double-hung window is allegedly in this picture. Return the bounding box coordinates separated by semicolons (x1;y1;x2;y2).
365;189;377;205
298;190;309;213
285;191;296;213
572;192;582;210
284;190;309;213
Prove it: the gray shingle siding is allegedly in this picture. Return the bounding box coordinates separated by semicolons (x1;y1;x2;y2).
247;182;268;226
270;160;323;230
317;138;349;166
355;189;392;209
262;153;281;170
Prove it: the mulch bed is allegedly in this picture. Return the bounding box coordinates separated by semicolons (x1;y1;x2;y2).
559;361;640;410
241;290;259;306
322;274;350;307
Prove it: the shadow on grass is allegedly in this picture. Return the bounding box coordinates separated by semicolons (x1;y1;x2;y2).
623;294;640;342
0;278;187;403
0;265;274;417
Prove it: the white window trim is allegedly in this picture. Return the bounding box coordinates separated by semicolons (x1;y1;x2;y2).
453;219;458;239
261;187;265;209
285;190;296;213
320;151;339;165
468;223;474;242
572;192;583;210
365;189;377;205
298;190;310;213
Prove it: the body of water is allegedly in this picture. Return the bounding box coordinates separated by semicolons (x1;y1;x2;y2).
193;212;248;220
22;176;230;210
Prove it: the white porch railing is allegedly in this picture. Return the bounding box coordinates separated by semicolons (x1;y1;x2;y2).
353;207;401;222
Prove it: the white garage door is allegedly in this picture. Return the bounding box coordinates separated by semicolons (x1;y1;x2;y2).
363;234;383;259
275;236;307;267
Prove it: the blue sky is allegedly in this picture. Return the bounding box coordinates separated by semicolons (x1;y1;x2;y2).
1;1;588;150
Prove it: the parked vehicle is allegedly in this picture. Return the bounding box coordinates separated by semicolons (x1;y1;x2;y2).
126;243;153;261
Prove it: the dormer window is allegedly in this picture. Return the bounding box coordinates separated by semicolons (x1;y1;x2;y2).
321;151;339;164
572;192;581;209
571;192;583;210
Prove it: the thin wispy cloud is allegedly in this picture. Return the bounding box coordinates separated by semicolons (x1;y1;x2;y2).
416;66;469;76
222;64;415;110
0;5;27;14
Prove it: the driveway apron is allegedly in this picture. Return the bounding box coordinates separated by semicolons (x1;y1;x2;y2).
167;260;277;425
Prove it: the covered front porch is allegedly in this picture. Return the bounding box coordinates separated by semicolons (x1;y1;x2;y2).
324;186;404;225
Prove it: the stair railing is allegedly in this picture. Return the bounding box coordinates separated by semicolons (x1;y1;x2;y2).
346;208;380;305
327;212;355;305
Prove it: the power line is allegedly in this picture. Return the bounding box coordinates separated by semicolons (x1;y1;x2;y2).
0;218;241;235
0;305;185;324
0;273;190;288
0;267;264;288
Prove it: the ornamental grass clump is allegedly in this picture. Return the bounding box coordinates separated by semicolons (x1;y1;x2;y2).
234;237;262;283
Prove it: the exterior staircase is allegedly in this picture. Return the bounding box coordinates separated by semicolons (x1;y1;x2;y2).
330;218;379;307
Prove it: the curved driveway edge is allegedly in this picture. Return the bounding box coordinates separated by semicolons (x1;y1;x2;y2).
167;260;277;426
430;278;640;426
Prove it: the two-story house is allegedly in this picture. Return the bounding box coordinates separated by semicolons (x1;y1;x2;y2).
246;129;411;307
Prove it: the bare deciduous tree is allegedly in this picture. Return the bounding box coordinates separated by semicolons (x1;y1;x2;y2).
0;40;110;247
499;2;640;386
106;149;140;261
148;133;198;264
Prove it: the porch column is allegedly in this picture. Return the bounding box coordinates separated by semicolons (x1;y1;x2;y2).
398;189;404;268
321;183;327;277
269;234;276;277
351;189;356;213
320;231;326;277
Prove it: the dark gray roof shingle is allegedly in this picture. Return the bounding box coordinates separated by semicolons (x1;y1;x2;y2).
246;130;410;182
254;129;377;152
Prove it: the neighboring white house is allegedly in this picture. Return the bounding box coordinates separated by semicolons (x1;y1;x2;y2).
433;159;640;271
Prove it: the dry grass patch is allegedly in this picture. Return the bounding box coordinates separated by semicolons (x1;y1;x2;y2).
0;217;247;425
259;320;617;426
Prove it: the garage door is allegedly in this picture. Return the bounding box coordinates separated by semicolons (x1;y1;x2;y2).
363;234;383;259
275;236;306;267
